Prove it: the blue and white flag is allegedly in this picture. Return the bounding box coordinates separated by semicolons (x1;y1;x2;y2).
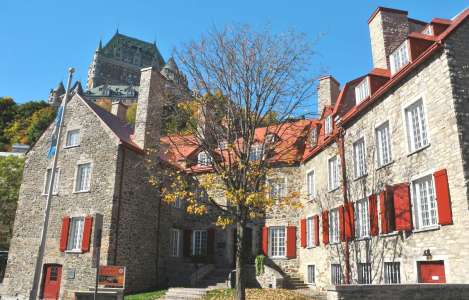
47;106;64;159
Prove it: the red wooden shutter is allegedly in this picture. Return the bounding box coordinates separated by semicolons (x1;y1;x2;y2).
261;226;268;255
286;226;297;258
339;206;345;241
322;211;329;245
81;216;93;252
314;215;320;246
207;228;215;256
300;219;307;248
394;183;412;231
344;202;354;240
59;217;70;252
434;169;453;225
183;229;192;257
369;195;379;236
379;191;388;234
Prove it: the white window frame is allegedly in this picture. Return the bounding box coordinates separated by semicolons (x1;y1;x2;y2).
172;197;183;209
74;163;92;193
375;121;392;167
307;265;315;284
325;116;333;135
329;208;340;244
192;230;208;257
310;128;318;146
390;40;410;75
306;169;315;199
422;25;433;35
411;174;438;230
355;77;370;105
170;228;181;257
403;98;429;154
197;151;212;166
353;137;367;179
306;216;314;248
66;216;85;252
65;129;80;148
269;177;287;201
328;156;339;191
357;262;372;284
355;198;370;239
384;261;401;284
249;144;264;161
43;168;60;195
331;264;343;285
269;226;286;258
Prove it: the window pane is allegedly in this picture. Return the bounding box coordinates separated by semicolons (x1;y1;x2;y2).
76;163;91;192
405;100;428;152
269;227;285;257
44;168;59;195
413;175;437;229
384;262;401;284
307;265;315;284
67;217;84;251
66;130;80;147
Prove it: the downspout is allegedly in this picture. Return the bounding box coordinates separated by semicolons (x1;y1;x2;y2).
336;126;351;284
113;145;125;264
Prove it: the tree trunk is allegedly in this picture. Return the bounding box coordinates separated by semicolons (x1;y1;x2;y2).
235;220;246;300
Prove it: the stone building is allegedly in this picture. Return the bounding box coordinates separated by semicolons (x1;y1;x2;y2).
3;5;469;300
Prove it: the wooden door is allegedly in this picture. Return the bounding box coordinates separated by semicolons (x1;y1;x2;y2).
42;264;62;300
418;261;446;283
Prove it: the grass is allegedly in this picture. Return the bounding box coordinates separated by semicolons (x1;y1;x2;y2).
203;288;311;300
124;290;167;300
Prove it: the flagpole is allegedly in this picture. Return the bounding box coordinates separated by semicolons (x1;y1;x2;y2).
30;67;74;300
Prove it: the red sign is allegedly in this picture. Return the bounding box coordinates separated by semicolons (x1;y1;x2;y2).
98;266;126;289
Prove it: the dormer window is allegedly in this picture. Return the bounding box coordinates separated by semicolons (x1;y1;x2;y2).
355;77;370;105
310;128;318;147
249;144;264;161
390;41;410;75
265;134;276;144
219;141;228;150
325;116;333;136
198;151;212;166
422;25;433;36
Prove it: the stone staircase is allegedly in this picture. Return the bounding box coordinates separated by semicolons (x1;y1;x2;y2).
284;273;309;289
163;268;232;299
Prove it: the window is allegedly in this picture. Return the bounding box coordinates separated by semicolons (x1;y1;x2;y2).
269;178;287;201
310;128;318;146
353;138;367;178
170;229;181;257
192;230;208;256
65;129;80;147
325;116;333;135
75;163;91;192
405;99;429;153
422;25;433;35
306;216;317;248
269;227;286;257
307;170;315;198
172;197;183;209
328;156;339;191
331;264;343;285
355;198;370;239
412;175;438;229
44;168;60;195
307;265;315;284
329;208;340;244
249;144;264;161
198;151;212;166
218;141;228;150
358;263;372;284
384;262;401;284
67;217;84;251
355;78;370;104
390;41;409;74
265;134;276;144
376;122;392;167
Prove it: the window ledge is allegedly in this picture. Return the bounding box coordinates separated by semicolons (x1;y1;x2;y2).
412;225;440;233
329;241;341;246
354;236;371;241
353;174;368;181
376;160;394;171
328;187;340;193
407;144;431;157
64;145;80;149
269;256;288;260
380;231;399;237
65;250;83;254
73;190;91;194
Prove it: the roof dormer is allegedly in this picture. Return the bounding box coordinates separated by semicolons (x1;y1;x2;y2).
355;77;370;105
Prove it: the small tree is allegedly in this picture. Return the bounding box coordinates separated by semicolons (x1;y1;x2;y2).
156;25;318;300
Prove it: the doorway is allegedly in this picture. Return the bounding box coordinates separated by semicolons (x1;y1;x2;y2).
418;260;446;283
41;264;62;300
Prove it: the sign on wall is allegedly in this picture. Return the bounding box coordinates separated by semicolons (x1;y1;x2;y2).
98;266;126;289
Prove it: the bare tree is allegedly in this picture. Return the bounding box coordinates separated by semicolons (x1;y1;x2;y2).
160;25;318;299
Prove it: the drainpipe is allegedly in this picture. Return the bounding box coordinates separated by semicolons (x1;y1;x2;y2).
336;126;351;285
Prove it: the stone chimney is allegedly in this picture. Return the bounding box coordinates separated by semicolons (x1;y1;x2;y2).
368;7;410;69
111;100;128;122
317;75;340;115
134;67;164;150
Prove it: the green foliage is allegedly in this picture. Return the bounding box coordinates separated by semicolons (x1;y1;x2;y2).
26;107;56;144
96;98;112;112
124;290;167;300
126;103;137;125
0;156;24;250
255;255;265;276
0;97;17;150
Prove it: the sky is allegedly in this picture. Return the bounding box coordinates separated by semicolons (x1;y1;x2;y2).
1;0;467;104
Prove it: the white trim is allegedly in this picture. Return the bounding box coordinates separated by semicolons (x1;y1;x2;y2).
306;264;316;284
305;168;316;199
352;136;367;179
170;228;181;257
192;229;208;256
355;77;371;105
410;172;439;230
73;161;93;193
401;95;431;155
375;120;393;169
268;226;287;258
64;128;81;148
327;155;340;192
42;168;60;196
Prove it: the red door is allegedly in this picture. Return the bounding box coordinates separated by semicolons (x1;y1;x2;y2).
42;264;62;300
418;261;446;283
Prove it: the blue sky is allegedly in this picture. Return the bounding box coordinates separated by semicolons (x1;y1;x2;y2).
1;0;467;104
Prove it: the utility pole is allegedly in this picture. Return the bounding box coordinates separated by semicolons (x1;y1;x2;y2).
30;67;75;300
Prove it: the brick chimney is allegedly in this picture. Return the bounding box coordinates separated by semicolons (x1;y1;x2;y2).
317;75;340;115
368;7;410;69
134;67;164;150
111;100;128;122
